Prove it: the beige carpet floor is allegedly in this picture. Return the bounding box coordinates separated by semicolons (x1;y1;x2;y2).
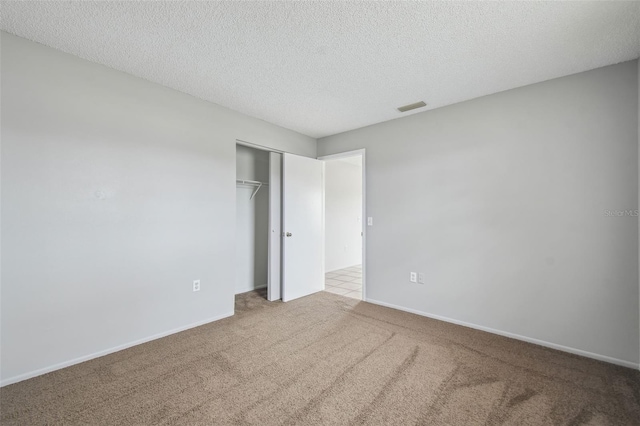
1;290;639;425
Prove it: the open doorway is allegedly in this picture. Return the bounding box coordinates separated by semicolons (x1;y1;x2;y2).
319;150;366;301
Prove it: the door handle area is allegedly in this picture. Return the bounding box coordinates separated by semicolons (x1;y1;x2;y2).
285;232;293;237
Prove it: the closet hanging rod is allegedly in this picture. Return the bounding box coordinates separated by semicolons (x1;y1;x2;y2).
236;179;269;186
236;179;269;200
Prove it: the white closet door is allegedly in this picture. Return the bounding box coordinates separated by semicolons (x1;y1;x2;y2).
268;152;282;301
282;153;324;302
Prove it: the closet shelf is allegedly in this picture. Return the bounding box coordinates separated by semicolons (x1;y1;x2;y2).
236;179;269;200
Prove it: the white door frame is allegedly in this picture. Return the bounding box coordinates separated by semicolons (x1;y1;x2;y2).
267;152;282;301
317;149;367;301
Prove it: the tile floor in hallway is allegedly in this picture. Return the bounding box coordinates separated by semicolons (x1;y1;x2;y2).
324;265;362;300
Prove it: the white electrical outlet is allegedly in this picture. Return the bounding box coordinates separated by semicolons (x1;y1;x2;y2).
367;217;373;226
193;279;201;292
418;273;425;284
410;272;417;283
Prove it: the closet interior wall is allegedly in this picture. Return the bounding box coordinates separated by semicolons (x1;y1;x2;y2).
235;145;270;294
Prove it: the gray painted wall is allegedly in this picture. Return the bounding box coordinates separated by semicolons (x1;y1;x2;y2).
325;159;362;272
319;61;640;366
0;32;315;384
236;145;269;293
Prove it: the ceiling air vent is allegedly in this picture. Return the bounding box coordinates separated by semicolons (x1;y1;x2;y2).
397;101;427;113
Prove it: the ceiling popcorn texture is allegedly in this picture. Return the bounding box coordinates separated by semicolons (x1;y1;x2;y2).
1;1;639;138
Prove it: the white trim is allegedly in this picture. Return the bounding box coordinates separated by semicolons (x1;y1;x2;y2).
321;161;326;293
366;298;640;370
318;149;367;301
318;149;366;162
326;265;362;274
637;57;640;377
267;152;283;302
0;311;235;387
236;138;285;154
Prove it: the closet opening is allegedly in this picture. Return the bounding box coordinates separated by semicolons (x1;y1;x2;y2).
235;144;272;300
235;142;283;302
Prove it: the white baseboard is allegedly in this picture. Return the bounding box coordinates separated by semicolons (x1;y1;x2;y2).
0;311;235;387
326;264;362;273
366;299;639;370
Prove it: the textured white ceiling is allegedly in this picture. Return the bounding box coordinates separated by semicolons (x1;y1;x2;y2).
1;1;639;138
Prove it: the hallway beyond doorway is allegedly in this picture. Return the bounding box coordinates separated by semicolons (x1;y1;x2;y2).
324;265;362;300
